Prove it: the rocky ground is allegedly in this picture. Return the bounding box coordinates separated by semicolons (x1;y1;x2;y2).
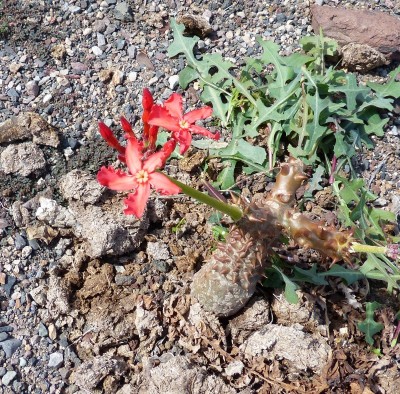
0;0;400;393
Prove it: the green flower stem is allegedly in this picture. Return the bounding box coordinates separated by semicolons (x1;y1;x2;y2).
162;172;243;221
351;242;387;255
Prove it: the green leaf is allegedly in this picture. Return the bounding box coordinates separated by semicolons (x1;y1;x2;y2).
168;19;199;67
274;266;299;304
303;165;325;199
334;133;352;158
257;38;294;88
329;74;370;112
319;264;365;285
201;85;229;126
202;53;257;107
179;66;199;89
216;161;236;190
358;301;384;345
366;66;400;98
293;265;329;285
237;139;266;165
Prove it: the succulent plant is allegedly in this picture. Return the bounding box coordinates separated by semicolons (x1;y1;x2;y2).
191;158;355;317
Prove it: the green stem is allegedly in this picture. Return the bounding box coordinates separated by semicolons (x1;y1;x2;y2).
162;172;243;221
351;242;386;255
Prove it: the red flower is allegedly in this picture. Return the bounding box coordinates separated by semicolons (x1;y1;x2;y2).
148;93;220;154
97;136;181;218
98;121;126;161
142;88;158;150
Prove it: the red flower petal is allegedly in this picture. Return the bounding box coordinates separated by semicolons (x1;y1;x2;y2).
189;124;220;140
142;88;154;112
148;105;181;133
183;106;213;123
149;172;181;195
98;122;125;154
97;166;137;191
173;130;192;155
120;116;135;138
148;125;159;150
144;139;176;172
123;185;150;218
163;93;183;119
125;137;144;175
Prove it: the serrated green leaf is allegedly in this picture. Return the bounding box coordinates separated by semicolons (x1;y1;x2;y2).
257;38;294;88
168;19;200;67
334;133;352;158
293;265;329;285
201;85;229;126
329;74;370;112
358;301;384;345
216;162;235;190
320;264;365;285
237;139;266;165
366;66;400;98
202;53;257;107
179;66;199;89
274;266;299;304
303;165;325;199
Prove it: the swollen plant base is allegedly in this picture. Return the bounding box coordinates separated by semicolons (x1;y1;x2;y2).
191;158;354;317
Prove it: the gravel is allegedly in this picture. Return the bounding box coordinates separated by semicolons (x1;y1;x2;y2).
0;0;399;393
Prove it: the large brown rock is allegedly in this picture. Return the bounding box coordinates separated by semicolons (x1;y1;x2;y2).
0;112;59;147
311;5;400;61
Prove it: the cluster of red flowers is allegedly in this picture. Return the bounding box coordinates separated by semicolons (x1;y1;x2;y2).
97;89;220;218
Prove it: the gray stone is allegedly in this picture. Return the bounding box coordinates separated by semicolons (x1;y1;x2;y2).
25;81;40;97
0;367;6;377
127;45;137;59
0;142;46;176
19;357;27;367
0;325;13;333
48;352;64;368
1;370;17;386
38;322;48;337
14;233;27;250
0;332;9;342
114;2;134;22
115;274;135;286
59;170;104;204
97;33;106;47
0;339;22;358
91;46;103;56
3;275;16;297
35;197;76;228
68;200;148;258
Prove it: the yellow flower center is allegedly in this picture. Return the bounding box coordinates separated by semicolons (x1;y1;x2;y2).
135;169;149;184
179;119;189;129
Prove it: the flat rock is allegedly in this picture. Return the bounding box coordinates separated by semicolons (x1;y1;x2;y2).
1;370;17;386
68;200;149;258
240;324;330;374
311;5;400;62
35;197;77;228
70;354;127;391
341;42;389;72
0;141;46;176
59;169;104;204
0;112;59;147
48;352;64;368
139;355;235;394
0;338;22;358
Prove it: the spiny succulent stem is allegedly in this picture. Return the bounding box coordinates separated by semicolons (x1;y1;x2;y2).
162;172;243;221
